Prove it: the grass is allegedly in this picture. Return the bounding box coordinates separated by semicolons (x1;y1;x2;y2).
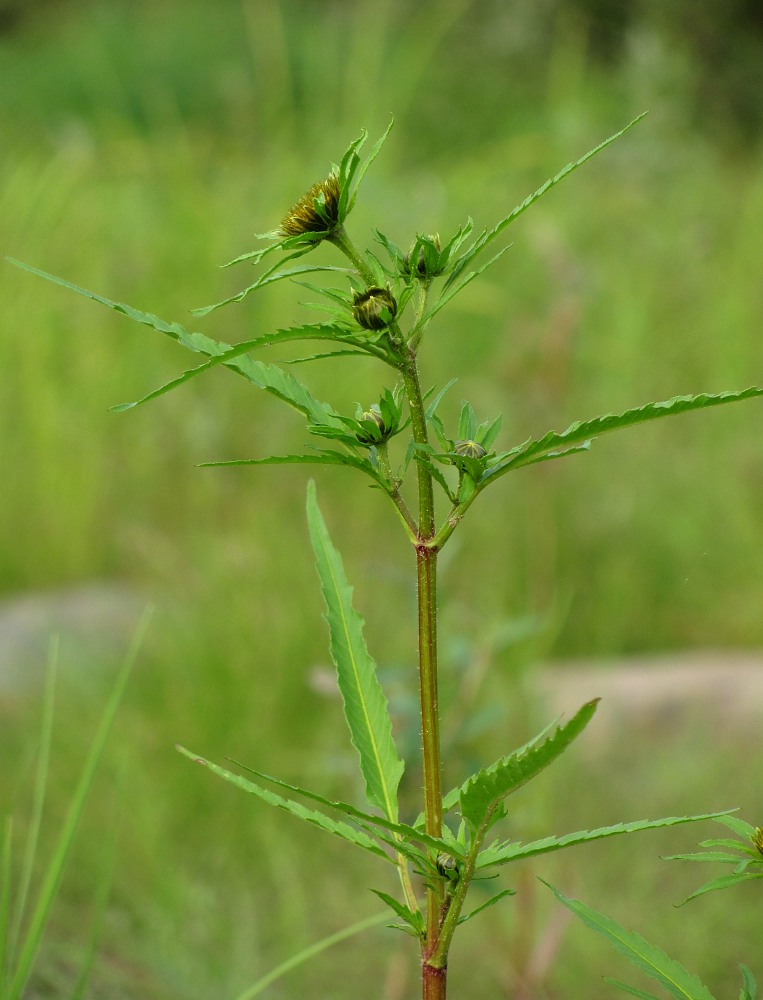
2;1;762;996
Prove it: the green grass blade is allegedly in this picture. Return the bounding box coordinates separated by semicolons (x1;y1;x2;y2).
229;911;388;1000
176;747;388;860
5;258;338;425
484;387;763;483
460;700;598;833
478;812;733;869
6;638;58;974
544;881;717;1000
8;610;151;1000
306;481;404;821
739;965;757;1000
0;818;12;993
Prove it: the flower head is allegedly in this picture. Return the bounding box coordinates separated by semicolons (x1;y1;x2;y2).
279;173;342;240
352;286;397;331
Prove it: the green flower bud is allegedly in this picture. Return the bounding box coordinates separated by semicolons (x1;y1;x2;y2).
436;853;459;880
355;405;390;446
404;234;442;280
454;439;487;460
753;827;763;856
279;173;341;239
352;286;397;330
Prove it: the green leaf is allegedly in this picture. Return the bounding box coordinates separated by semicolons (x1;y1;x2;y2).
663;851;750;864
306;482;404;821
457;888;515;925
9;615;151;1000
477;813;733;869
109;323;358;412
345;117;394;216
192;262;349;316
605;979;664;1000
227;759;454;858
6;259;339;426
175;747;388;861
198;451;382;482
369;889;424;938
484;388;763;483
460;700;598;834
229;911;389;1000
674;871;763;906
739;965;757;1000
445;114;646;286
545;881;718;1000
714;815;757;838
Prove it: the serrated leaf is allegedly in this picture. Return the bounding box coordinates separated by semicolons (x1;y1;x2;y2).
714;815;757;838
227;760;454;858
484;388;763;483
370;889;424;937
445;115;646;286
478;813;733;869
663;851;749;864
674;871;763;906
176;746;388;860
197;452;382;483
460;700;598;834
346;117;394;215
192;262;347;316
6;259;338;426
306;482;404;821
457;888;515;925
109;323;359;412
545;881;717;1000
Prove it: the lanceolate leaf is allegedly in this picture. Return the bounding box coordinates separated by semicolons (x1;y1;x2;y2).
674;871;763;906
306;482;404;821
198;451;383;484
192;262;349;316
476;812;733;869
7;259;341;426
370;889;425;938
109;323;360;412
545;881;717;1000
457;888;515;925
483;387;763;483
228;760;454;858
445;114;647;287
460;700;598;834
175;747;388;861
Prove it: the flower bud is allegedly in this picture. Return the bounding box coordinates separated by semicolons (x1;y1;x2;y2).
454;440;487;460
352;286;397;330
404;234;442;281
753;827;763;856
355;406;390;445
279;173;341;239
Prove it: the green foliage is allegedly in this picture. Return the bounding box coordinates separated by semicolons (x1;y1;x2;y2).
306;480;404;822
459;699;598;836
546;881;758;1000
664;815;763;904
0;620;148;999
8;111;763;999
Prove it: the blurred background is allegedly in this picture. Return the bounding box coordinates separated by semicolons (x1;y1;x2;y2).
1;1;762;997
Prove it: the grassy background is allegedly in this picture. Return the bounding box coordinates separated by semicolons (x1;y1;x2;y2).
1;1;762;997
